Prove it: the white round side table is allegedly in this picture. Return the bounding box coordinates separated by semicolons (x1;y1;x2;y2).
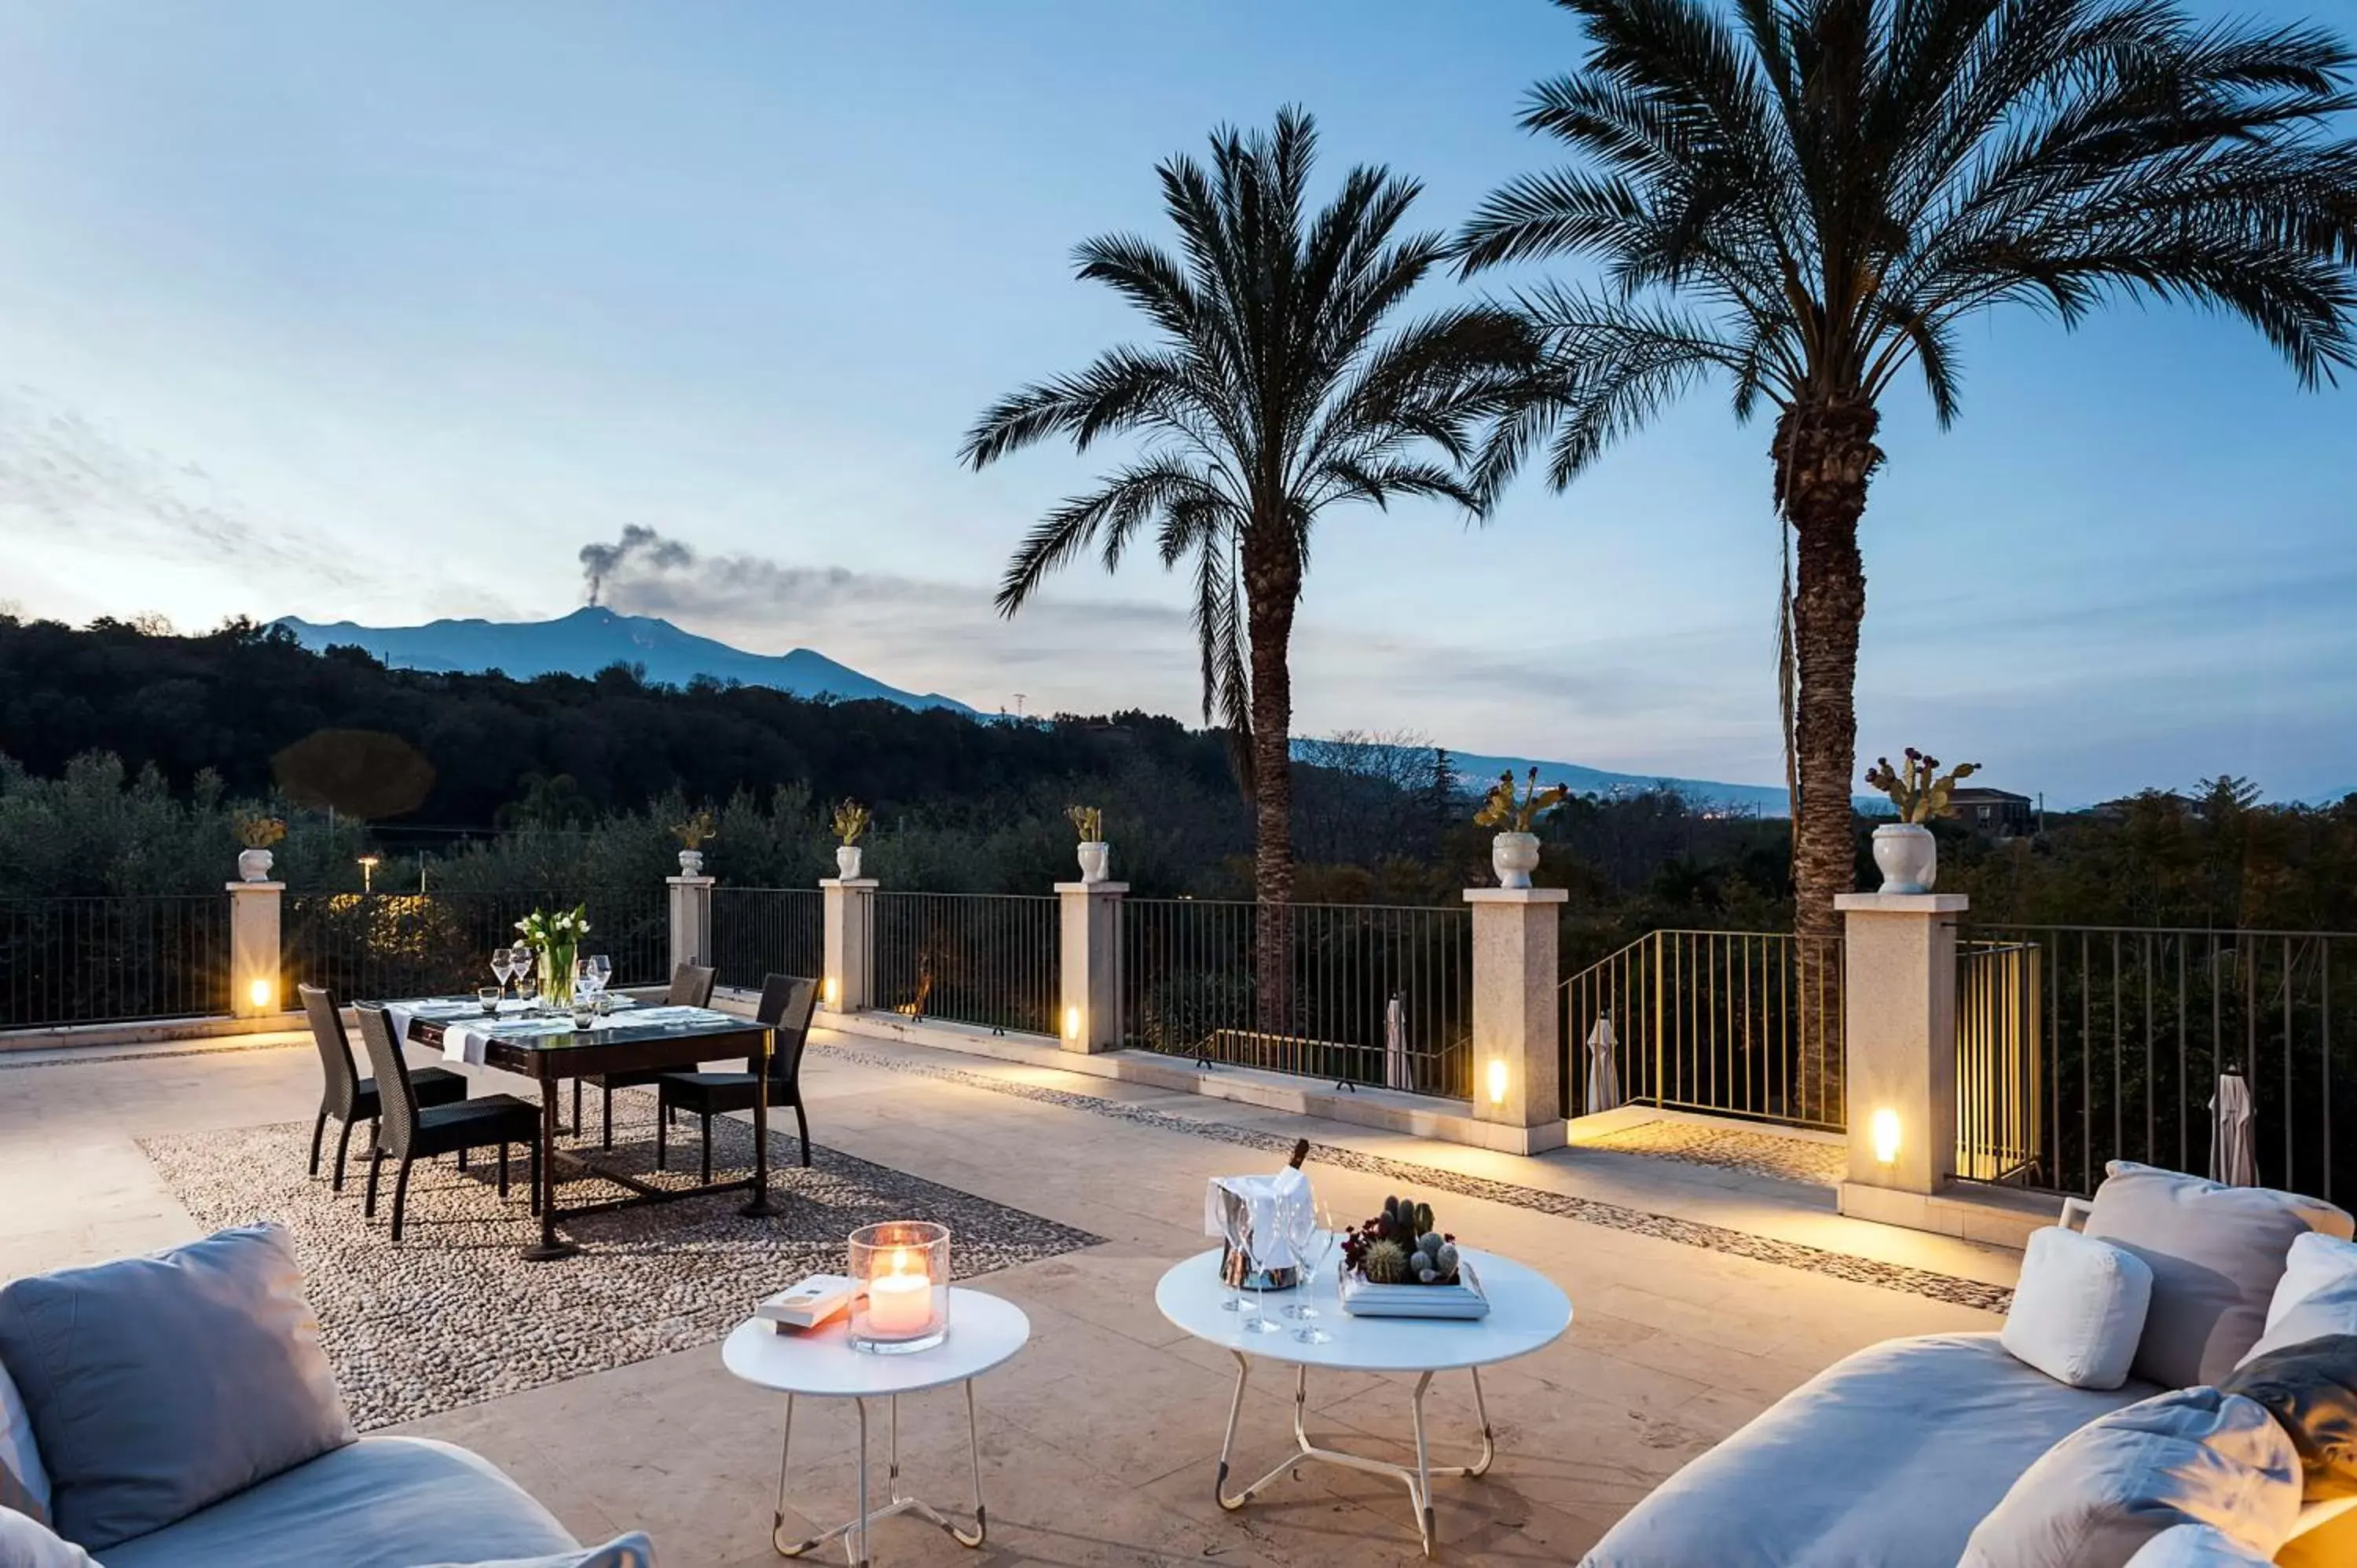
1155;1245;1571;1557
722;1288;1031;1567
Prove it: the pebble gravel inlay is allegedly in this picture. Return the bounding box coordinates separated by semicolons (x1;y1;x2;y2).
138;1089;1102;1431
814;1042;2016;1315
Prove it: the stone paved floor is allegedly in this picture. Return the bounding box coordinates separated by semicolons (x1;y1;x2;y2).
0;1029;2023;1566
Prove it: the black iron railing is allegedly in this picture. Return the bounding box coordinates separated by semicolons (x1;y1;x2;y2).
710;886;823;991
1957;940;2044;1184
1120;900;1472;1097
283;888;667;1002
0;896;231;1028
1561;929;1846;1130
1965;925;2355;1202
867;892;1058;1036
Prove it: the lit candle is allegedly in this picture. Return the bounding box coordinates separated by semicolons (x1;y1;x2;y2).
866;1248;932;1337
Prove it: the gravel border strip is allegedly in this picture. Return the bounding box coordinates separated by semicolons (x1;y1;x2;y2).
815;1041;2014;1315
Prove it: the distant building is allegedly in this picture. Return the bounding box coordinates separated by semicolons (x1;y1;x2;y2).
1948;786;2036;837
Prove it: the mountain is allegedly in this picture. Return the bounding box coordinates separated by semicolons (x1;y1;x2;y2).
276;609;1794;807
1444;749;1791;815
274;607;975;713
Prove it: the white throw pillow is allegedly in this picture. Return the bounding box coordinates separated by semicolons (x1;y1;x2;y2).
1960;1387;2304;1568
2124;1521;2275;1566
0;1504;98;1568
2243;1232;2357;1365
0;1360;47;1522
2005;1225;2156;1390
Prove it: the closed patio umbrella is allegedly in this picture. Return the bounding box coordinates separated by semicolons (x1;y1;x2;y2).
1584;1017;1622;1116
1383;994;1408;1092
2209;1069;2257;1187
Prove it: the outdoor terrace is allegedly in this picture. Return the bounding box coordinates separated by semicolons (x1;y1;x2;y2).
1;1019;2014;1566
5;874;2353;1565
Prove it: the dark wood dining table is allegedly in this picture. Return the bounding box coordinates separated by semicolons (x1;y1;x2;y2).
398;1003;777;1261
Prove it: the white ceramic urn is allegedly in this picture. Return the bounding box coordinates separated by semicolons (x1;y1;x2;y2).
1076;841;1111;884
1871;822;1937;894
1491;831;1541;890
836;844;863;880
676;848;705;877
236;848;274;883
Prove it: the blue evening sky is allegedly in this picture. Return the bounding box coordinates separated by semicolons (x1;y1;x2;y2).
0;1;2351;804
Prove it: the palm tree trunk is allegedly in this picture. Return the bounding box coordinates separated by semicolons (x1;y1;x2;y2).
1774;395;1882;1123
1243;538;1299;1038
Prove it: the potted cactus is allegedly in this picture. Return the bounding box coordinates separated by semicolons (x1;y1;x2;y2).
1067;804;1109;883
830;800;871;880
1472;768;1568;889
234;813;285;882
671;808;717;876
1860;749;1980;893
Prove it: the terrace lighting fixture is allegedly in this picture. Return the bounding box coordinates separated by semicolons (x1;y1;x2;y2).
357;854;381;892
1063;1005;1081;1043
1871;1108;1903;1167
1486;1058;1509;1106
247;977;274;1009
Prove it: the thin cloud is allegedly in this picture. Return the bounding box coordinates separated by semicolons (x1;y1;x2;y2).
0;387;366;588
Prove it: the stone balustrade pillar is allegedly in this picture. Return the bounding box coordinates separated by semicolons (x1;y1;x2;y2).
820;877;878;1015
1835;892;1967;1221
1055;881;1125;1052
226;880;283;1017
666;874;713;976
1463;886;1569;1154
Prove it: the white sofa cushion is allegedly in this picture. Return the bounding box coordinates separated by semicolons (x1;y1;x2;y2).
2084;1160;2353;1387
2124;1521;2275;1566
1959;1387;2304;1568
2006;1225;2155;1389
1579;1333;2159;1568
2245;1232;2357;1364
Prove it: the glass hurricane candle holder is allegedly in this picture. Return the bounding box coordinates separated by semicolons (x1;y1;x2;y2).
848;1221;950;1354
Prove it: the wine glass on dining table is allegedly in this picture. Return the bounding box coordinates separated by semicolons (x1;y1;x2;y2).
490;947;515;998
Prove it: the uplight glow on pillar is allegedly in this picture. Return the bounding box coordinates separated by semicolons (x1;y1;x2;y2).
1486;1058;1510;1105
247;976;275;1010
1871;1108;1903;1166
821;975;840;1009
1063;1005;1081;1042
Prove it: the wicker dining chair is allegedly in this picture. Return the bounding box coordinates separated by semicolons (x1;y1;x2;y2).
354;1004;544;1242
299;984;467;1192
572;962;717;1146
654;973;817;1185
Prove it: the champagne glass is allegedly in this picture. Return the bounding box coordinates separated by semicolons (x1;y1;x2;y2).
1222;1197;1283;1335
1288;1202;1337;1343
490;949;515;995
587;954;612;995
1281;1189;1326;1321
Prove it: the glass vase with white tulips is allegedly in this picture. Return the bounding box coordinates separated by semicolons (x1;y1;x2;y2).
514;905;590;1014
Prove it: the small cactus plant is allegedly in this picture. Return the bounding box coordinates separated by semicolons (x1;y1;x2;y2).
1341;1192;1461;1285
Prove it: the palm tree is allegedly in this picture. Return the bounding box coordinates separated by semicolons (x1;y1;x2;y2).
962;107;1535;1031
1458;0;2357;966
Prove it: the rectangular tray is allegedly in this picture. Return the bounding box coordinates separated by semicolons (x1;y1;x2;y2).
1339;1260;1490;1320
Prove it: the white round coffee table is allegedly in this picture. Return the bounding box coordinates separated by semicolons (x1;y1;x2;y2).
723;1289;1031;1566
1155;1245;1571;1557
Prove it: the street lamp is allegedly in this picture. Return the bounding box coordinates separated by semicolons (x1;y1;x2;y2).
357;854;381;893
